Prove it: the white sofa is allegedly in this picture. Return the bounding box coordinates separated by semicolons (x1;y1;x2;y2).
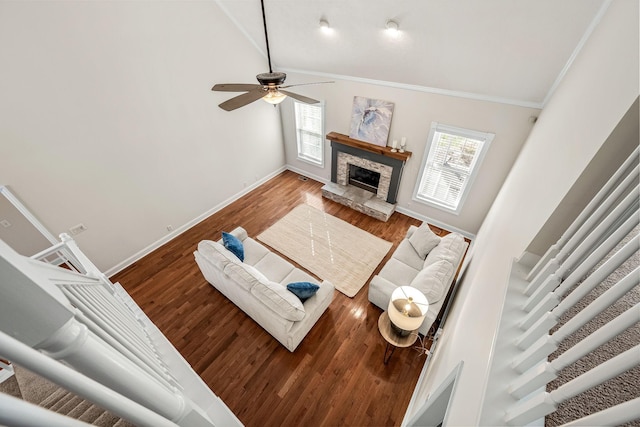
368;224;468;336
194;227;335;352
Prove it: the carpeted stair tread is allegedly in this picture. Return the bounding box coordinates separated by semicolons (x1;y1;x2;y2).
113;418;137;427
56;393;86;414
13;364;59;405
77;404;110;423
0;373;23;400
46;389;76;411
8;363;139;426
64;398;95;419
92;410;124;426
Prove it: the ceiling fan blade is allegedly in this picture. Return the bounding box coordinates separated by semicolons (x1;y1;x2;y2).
280;81;334;89
279;90;319;105
218;87;267;111
212;83;261;92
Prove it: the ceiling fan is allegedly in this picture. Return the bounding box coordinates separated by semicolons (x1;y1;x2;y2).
212;0;332;111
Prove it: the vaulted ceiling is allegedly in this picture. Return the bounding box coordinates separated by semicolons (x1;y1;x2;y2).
216;0;608;108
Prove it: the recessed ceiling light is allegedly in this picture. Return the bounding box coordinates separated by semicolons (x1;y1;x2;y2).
385;20;399;33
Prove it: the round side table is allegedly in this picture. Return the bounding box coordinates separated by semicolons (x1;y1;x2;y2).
378;312;418;364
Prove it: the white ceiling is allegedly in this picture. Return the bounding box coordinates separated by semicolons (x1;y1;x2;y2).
216;0;608;108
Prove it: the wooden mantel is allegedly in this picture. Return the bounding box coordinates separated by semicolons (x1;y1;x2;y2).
326;132;412;162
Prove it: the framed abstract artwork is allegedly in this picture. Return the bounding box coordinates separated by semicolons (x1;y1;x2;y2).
348;96;394;147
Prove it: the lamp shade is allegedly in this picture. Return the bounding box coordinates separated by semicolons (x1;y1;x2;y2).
388;286;428;334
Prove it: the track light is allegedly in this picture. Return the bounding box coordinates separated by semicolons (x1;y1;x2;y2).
319;19;330;29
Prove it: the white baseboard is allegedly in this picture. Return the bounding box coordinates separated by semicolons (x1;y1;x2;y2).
395;206;475;240
105;166;287;277
285;165;330;185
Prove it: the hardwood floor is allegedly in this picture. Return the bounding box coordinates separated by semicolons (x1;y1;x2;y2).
112;170;430;427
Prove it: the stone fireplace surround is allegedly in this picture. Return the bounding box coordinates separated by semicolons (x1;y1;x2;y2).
321;132;411;222
336;152;393;201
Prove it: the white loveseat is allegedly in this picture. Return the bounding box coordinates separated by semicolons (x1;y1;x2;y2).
194;227;335;352
368;224;468;336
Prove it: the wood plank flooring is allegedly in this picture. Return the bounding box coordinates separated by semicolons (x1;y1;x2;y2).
112;170;430;427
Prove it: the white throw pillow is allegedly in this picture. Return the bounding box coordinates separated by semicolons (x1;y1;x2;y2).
410;260;453;304
251;280;306;321
408;224;441;259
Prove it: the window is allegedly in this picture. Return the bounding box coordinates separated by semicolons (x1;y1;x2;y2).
294;101;325;167
414;122;494;214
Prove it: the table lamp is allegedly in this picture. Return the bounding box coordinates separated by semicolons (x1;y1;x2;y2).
388;286;429;336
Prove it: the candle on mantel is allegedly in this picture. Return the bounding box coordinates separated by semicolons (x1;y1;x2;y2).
392;140;397;149
400;137;406;147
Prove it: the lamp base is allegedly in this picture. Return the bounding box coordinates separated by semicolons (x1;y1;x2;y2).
390;321;412;337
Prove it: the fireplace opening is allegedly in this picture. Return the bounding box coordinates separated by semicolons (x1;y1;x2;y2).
349;164;381;194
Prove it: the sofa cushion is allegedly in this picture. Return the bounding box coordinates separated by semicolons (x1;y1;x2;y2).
254;252;296;283
251;280;305;321
223;262;267;292
410;260;453;304
281;268;317;287
409;224;442;259
287;282;320;302
197;240;241;270
378;257;421;287
241;238;271;266
222;232;244;261
392;239;426;271
424;233;466;269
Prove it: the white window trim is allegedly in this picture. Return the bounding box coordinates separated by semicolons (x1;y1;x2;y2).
413;122;494;215
294;100;325;168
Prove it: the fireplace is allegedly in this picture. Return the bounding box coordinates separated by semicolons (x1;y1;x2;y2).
349;165;381;194
322;132;412;221
335;151;393;202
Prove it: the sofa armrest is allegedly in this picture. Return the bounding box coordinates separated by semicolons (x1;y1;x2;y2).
302;280;334;312
368;275;397;311
228;226;248;242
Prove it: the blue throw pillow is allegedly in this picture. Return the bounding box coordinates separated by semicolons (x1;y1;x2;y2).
222;232;244;262
287;282;320;302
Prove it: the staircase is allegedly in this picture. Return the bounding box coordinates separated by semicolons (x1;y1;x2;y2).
0;232;242;426
1;364;134;426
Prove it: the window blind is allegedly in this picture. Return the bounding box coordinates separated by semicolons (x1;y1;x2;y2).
295;102;324;165
415;123;492;213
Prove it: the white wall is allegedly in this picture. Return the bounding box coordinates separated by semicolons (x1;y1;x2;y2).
0;1;285;272
279;75;539;236
406;1;639;425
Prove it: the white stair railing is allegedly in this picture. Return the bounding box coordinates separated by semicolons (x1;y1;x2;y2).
61;284;180;390
515;232;639;349
523;183;639;303
525;146;639;282
518;213;639;334
0;234;242;426
0;330;178;427
498;147;640;425
505;345;640;425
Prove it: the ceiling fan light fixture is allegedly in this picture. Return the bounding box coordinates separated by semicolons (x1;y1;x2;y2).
262;89;287;105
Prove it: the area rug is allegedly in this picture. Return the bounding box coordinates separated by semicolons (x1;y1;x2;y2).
257;204;392;297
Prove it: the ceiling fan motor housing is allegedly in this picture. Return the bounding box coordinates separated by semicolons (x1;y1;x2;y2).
257;72;286;86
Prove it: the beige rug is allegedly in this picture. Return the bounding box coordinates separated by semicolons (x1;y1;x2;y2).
258;204;392;298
